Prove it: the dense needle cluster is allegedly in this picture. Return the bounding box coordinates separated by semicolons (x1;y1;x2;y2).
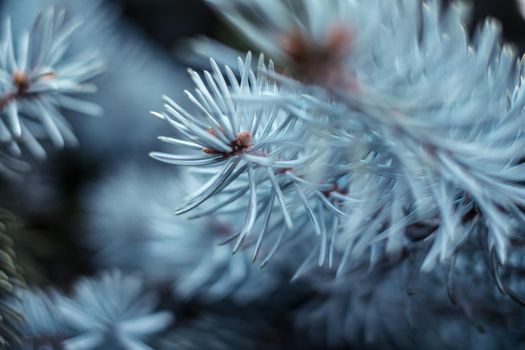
149;1;525;344
151;54;337;264
0;6;103;162
154;0;525;280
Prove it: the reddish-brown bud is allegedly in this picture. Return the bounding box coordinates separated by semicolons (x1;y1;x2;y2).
236;131;252;148
12;71;29;90
279;25;354;87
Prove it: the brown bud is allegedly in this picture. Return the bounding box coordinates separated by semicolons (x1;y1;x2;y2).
12;71;29;90
236;131;252;148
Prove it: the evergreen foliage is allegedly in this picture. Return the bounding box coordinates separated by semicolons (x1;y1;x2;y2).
4;0;525;349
